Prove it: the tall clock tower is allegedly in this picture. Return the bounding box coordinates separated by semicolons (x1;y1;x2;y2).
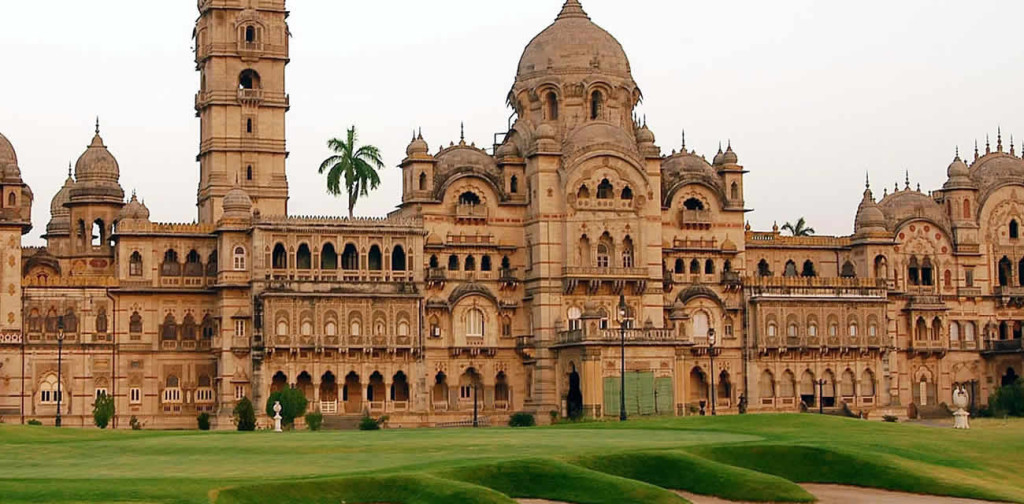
194;0;290;223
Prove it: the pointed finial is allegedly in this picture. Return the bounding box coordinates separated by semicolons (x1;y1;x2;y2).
917;183;921;192
556;0;590;21
681;129;686;150
1012;135;1016;156
460;122;465;143
717;141;723;153
998;127;1003;152
955;145;960;159
865;172;870;189
418;127;423;140
68;161;72;178
727;139;733;151
894;181;899;192
95;116;100;135
974;140;980;161
905;170;910;189
883;187;888;197
986;134;991;154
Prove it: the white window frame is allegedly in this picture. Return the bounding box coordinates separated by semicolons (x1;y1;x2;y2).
162;387;183;404
195;387;215;403
129;387;142;404
233;246;247;271
466;308;485;338
234;319;245;338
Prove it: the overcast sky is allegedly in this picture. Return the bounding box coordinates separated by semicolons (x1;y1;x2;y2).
2;0;1023;245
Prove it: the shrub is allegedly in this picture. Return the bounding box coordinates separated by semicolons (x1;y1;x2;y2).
197;412;211;431
27;419;42;426
358;414;381;431
508;412;536;427
92;392;115;429
882;414;899;423
265;388;309;426
129;415;142;430
989;378;1024;417
233;397;257;431
305;412;323;431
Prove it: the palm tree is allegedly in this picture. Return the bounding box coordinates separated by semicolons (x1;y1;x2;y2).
782;217;815;237
318;126;384;218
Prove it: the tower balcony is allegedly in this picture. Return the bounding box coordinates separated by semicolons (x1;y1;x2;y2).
679;209;713;229
455;204;488;223
553;327;680;348
237;88;264;105
238;41;264;61
562;266;650;294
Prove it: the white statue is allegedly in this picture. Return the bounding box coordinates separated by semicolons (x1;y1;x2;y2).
952;385;970;430
273;400;283;432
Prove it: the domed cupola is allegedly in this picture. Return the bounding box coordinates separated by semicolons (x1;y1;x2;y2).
0;131;34;233
942;151;974;190
721;142;739;165
712;144;725;166
45;168;75;237
221;185;253;222
405;131;430;158
69;121;125;204
854;179;887;236
0;133;22;183
118;192;151;222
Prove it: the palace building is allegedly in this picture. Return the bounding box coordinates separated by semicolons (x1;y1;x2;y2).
0;0;1020;428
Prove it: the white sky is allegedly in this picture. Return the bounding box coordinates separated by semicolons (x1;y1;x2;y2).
2;0;1023;246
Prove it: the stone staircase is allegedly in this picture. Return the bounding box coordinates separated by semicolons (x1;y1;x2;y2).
321;415;362;430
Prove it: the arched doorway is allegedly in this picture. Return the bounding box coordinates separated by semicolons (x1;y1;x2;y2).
1003;367;1020;387
688;367;708;402
432;372;449;411
567;363;583;419
296;372;313;402
320;372;338;414
821;370;836;407
799;370;816;407
343;372;362;414
495;372;510;410
391;371;410;407
718;370;732;407
271;371;287;393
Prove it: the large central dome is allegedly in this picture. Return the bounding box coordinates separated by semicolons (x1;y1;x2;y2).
516;0;633;82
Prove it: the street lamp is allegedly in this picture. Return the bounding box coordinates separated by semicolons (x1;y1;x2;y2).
708;327;717;416
818;379;825;415
618;294;628;422
56;316;65;428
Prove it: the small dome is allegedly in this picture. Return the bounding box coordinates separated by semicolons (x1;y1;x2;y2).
636;124;655;144
70;124;124;203
222;186;253;219
855;193;887;234
536;123;556;140
712;146;725;166
722;143;738;165
118;193;150;221
947;155;969;178
721;237;737;252
0;133;17;168
496;140;520;158
406;133;429;157
46;173;75;236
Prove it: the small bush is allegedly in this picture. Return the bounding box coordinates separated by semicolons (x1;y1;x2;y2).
305;412;323;431
989;378;1024;417
197;412;211;431
233;397;257;431
508;412;536;427
358;414;381;431
882;414;899;423
92;391;115;429
129;415;142;430
265;388;309;427
549;410;559;422
27;419;42;426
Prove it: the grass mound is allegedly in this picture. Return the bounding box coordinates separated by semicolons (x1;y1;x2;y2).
573;450;814;502
214;474;514;504
689;443;1010;502
438;457;686;504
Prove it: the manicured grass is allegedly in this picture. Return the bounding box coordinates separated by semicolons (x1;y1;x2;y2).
0;414;1021;504
573;450;814;502
438;457;686;504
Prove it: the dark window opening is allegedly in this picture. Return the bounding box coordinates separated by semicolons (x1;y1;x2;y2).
239;69;260;90
296;244;312;270
590;90;603;120
577;184;590;199
783;260;797;277
621;186;633;200
998;256;1012;287
920;258;933;286
392;245;407;271
448;255;459;271
704;259;715;275
683;198;704;211
546;92;559;120
758;259;772;277
418;172;427;191
909;257;920;286
368;245;383;271
321;243;338;270
674;258;684;274
245;26;256;43
342;244;359;270
429;255;439;269
465;255;476;271
690;259;701;275
841;261;856;278
246;165;253;180
272;243;287;269
801;260;817;278
596;179;613;199
510;175;519;194
481;255;492;271
1012;220;1020;240
458;191;481;205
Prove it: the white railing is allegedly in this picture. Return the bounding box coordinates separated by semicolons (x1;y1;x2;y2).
320;400;337;414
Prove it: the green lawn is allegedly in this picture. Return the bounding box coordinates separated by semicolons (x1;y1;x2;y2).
0;414;1020;504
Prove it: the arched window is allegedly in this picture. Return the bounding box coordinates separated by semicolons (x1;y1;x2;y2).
182;314;197;340
244;25;256;43
757;259;772;277
429;255;439;269
546;91;559;120
944;269;953;289
458;191;481;206
808;322;818;338
325;320;337;336
161;314;177;341
874;255;888;279
7;192;15;207
418;172;427;191
920;257;933;286
239;69;261;90
466;308;485;338
783;260;797;277
621;236;634;268
683;198;704;211
730;182;740;200
949;321;960;342
965;321;976;341
567;307;582;331
321;243;338;270
246;119;253;134
501;256;511;270
392;245;407;271
621;186;633;200
841;369;856;397
39;375;61;404
129;312;143;334
597;233;612;268
184;250;203;277
465;255;476;271
590;90;603;120
840;261;856;278
861;370;876;397
162;249;180;276
767;323;777;337
448;254;460;271
233;246;246;271
801;260;816;278
63;309;78;333
577;184;590;199
724;260;732;272
787;323;798;338
690;259;701;275
129;251;143;276
349;319;361;336
963;199;971;219
272;243;287;269
91;219;104;247
342;244;359;270
674;258;684;274
246;164;254;181
368;245;383;271
780;370;796;398
692;312;709;339
759;370;775;398
998;256;1012;287
95;308;108;334
596;179;613;199
908;256;920;285
931;317;942;341
296;244;312;270
1011;220;1020;240
704;259;715;275
510;175;519;194
480;255;492;271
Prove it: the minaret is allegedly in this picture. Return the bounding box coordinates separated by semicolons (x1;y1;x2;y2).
194;0;290;223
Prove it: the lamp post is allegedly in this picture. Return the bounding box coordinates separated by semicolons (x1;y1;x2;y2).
818;379;825;415
618;294;628;422
56;316;65;428
708;328;717;416
472;376;479;428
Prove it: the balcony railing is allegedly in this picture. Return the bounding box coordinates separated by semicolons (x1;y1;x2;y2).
237;88;264;105
983;338;1023;353
555;328;678;346
455;204;488;221
563;266;648;278
679;209;712;228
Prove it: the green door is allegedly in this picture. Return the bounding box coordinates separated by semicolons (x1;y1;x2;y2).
603;377;620;417
655;377;673;415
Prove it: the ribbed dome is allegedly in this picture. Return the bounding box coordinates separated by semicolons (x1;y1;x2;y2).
118;193;150;221
70;125;124;203
46;173;75;236
222;186;253;220
855;189;887;234
712;146;725;166
496;140;520;158
721;143;738;165
0;133;17;168
636;124;655;144
516;1;633;82
406;132;429;157
943;154;973;189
